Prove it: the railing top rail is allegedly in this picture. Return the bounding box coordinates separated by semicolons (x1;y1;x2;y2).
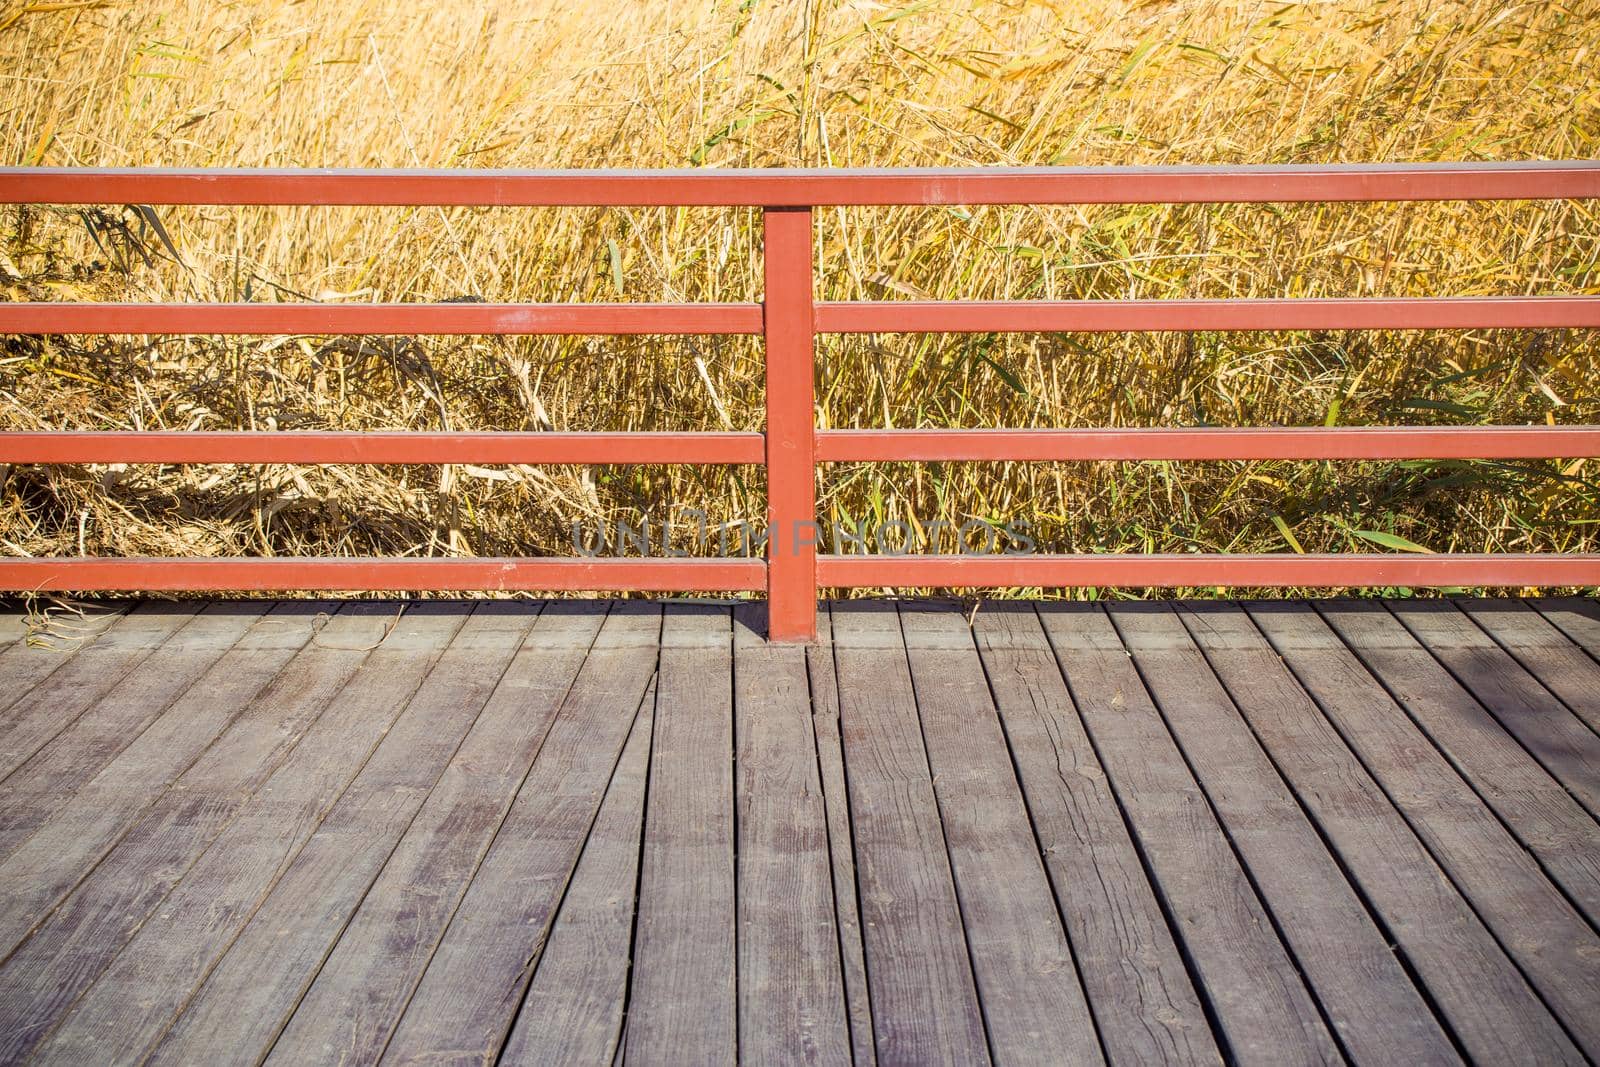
3;161;1598;206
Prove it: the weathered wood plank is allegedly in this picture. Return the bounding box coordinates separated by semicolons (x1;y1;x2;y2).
263;603;605;1065
1462;600;1600;736
1113;603;1453;1064
1188;603;1579;1065
39;603;529;1067
831;600;990;1065
1259;601;1600;1058
1535;598;1600;657
972;602;1216;1066
0;601;25;649
808;605;877;1067
1387;599;1600;818
0;602;396;1062
731;603;851;1066
621;604;737;1066
0;601;128;724
377;602;661;1064
0;601;200;787
5;594;1594;1067
0;601;308;957
1037;603;1340;1067
500;675;655;1066
1317;600;1600;926
900;602;1104;1066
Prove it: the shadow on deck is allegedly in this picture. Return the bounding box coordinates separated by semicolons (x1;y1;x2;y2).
0;596;1597;1065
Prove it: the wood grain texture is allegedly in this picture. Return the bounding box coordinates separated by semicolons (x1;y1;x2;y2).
732;603;851;1066
4;596;1596;1066
831;600;990;1066
0;602;25;649
1462;599;1600;736
1387;599;1600;818
623;604;737;1066
0;601;390;1062
0;601;205;800
264;603;604;1066
0;602;303;958
1186;603;1577;1065
44;603;528;1067
808;605;877;1067
500;676;655;1067
0;601;129;725
1114;603;1454;1065
1535;598;1600;656
1037;604;1340;1067
899;602;1104;1066
380;602;662;1064
972;602;1216;1066
1317;600;1600;928
1258;601;1600;1059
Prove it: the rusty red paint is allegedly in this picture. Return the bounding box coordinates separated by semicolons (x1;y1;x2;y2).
0;557;766;592
3;163;1597;206
816;297;1600;334
2;428;1589;467
13;297;1597;338
816;427;1600;463
0;431;764;465
763;208;818;642
816;554;1600;589
0;303;761;336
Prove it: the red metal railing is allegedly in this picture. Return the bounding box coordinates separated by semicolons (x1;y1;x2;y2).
1;164;1598;642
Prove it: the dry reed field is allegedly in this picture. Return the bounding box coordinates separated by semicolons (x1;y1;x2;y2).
1;0;1597;594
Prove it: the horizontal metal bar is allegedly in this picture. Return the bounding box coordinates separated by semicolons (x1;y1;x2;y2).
0;303;761;336
4;553;1589;593
0;557;766;592
815;297;1600;333
0;431;765;465
11;297;1593;339
2;163;1596;206
817;554;1600;588
816;426;1600;462
5;428;1589;466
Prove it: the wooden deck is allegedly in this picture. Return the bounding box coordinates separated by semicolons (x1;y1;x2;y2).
0;598;1597;1065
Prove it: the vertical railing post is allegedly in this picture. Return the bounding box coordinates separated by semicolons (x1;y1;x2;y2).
762;206;817;642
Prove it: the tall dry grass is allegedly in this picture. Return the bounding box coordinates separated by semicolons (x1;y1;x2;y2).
1;0;1597;594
